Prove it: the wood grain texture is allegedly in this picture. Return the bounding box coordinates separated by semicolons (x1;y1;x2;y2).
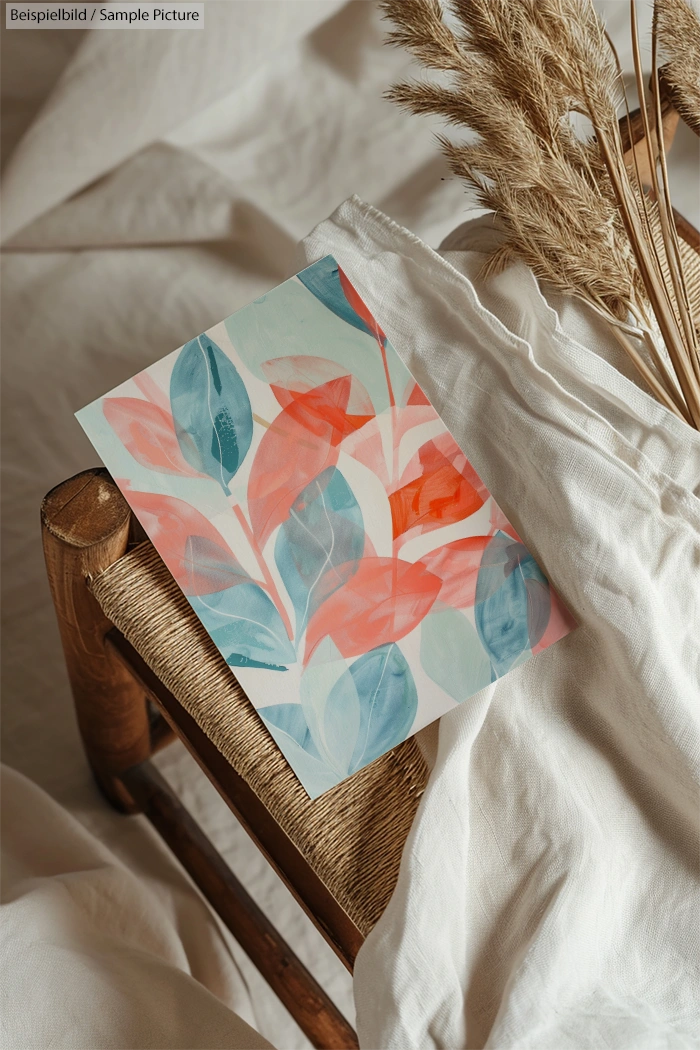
619;102;680;189
41;469;151;810
659;65;700;139
673;209;700;253
121;760;359;1050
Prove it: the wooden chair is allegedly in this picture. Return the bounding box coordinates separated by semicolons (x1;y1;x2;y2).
41;470;428;1050
41;99;699;1050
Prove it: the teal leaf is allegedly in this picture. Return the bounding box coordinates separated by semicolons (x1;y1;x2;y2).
345;643;418;774
190;583;295;671
274;466;364;635
226;653;288;671
420;607;493;702
170;334;253;493
257;703;323;760
297;255;386;344
260;718;342;797
515;546;551;649
475;531;538;675
259;705;344;793
299;637;361;777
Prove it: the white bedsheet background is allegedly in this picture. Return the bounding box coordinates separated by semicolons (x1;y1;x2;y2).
1;3;698;1048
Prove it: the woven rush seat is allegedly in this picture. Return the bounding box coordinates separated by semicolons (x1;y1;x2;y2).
678;239;700;309
89;539;428;938
661;231;700;317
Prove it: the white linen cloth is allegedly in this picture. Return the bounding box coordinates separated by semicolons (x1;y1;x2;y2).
297;199;700;1050
2;2;698;1048
0;764;273;1050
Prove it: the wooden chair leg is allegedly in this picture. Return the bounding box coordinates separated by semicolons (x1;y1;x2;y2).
41;468;151;811
120;761;359;1050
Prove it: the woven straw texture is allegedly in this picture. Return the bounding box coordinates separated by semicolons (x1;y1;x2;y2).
90;541;428;936
679;238;700;323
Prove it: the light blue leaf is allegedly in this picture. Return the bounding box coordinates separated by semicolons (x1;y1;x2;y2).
524;577;550;648
298;637;361;777
170;334;253;493
190;583;295;671
297;255;386;344
259;715;341;799
222;271;401;414
325;667;365;776
513;547;551;649
344;643;418;774
257;703;324;761
323;667;362;776
274;467;364;634
420;607;493;702
475;531;536;675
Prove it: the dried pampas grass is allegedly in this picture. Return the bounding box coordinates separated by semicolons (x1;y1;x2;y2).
655;0;700;135
383;0;700;429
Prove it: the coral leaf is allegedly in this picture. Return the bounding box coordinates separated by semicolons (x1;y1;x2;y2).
123;489;250;596
304;556;441;663
103;397;204;478
417;535;492;608
247;378;357;546
390;432;488;540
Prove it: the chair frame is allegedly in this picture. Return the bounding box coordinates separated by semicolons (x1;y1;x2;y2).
42;469;360;1050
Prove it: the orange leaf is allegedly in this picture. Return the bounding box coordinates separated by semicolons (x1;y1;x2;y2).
390;433;488;541
247;379;347;546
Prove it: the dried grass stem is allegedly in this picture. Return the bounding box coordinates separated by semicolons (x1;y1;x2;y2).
382;0;700;429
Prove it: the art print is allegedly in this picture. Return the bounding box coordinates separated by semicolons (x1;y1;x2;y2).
77;256;575;797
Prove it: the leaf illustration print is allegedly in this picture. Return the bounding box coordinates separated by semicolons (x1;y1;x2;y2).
274;466;365;636
474;531;551;674
103;397;206;479
170;334;253;493
190;583;296;671
123;489;251;596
